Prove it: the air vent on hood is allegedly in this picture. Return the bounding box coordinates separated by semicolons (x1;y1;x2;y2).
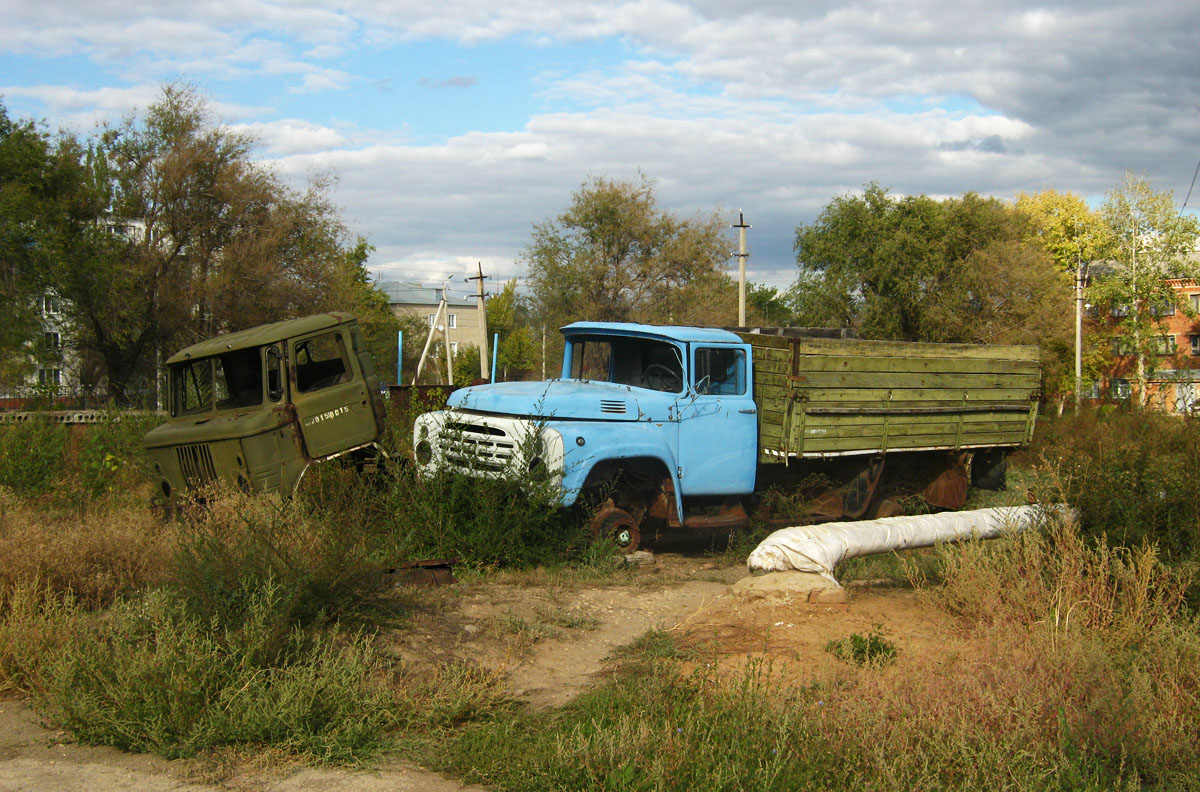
600;399;627;414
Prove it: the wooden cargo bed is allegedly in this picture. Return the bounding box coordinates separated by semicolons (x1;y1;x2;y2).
738;332;1040;462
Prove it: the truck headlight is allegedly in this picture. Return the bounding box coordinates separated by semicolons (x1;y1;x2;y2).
416;440;432;465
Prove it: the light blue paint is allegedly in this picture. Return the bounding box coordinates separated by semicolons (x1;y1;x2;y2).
491;332;498;382
396;330;403;385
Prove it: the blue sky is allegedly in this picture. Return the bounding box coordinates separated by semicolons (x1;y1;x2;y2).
3;0;1199;302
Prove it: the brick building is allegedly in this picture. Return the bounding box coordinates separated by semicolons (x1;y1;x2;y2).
1101;278;1200;413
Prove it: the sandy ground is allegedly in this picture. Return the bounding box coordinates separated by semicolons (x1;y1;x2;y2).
0;553;947;791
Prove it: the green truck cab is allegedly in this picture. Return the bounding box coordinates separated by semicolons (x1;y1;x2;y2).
143;313;387;505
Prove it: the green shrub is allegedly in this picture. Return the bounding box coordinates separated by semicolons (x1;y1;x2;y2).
0;581;84;693
37;581;392;762
0;419;67;495
825;626;897;667
170;488;389;628
1034;409;1200;562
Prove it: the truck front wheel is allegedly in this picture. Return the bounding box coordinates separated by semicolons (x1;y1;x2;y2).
590;504;641;552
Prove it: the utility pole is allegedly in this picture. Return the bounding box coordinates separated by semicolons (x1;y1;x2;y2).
466;263;490;381
732;211;751;327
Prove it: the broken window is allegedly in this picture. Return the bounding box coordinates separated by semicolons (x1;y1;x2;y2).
568;336;684;393
175;358;214;415
294;332;350;393
215;347;264;409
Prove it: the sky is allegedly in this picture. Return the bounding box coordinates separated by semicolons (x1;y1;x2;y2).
3;0;1199;304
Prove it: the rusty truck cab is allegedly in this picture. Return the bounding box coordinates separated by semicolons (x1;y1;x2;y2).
143;313;386;505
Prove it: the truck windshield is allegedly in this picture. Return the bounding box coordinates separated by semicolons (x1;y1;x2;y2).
568;336;684;393
171;347;264;416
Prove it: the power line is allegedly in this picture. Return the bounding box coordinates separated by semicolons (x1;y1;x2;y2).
1184;158;1200;210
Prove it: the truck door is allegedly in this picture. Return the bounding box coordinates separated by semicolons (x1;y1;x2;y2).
674;344;757;495
289;327;378;458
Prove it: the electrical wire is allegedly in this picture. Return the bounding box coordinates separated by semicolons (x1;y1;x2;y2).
1183;158;1200;209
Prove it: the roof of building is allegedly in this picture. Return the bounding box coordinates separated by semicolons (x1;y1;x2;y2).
377;281;475;307
561;322;744;344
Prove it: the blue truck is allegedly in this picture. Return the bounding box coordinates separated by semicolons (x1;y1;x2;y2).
413;322;1040;550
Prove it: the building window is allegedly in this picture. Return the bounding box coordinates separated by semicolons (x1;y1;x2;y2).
38;368;62;387
1154;335;1178;355
447;313;457;329
43;331;60;350
1152;301;1176;317
1191;295;1200;313
1111;378;1131;400
1082;381;1101;399
1191;335;1200;356
427;313;437;327
449;341;459;357
42;295;60;315
1110;304;1130;318
1111;337;1133;356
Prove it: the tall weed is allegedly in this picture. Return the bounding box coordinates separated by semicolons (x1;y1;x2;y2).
170;488;389;627
0;490;171;607
37;581;392;762
1035;409;1200;561
0;581;84;693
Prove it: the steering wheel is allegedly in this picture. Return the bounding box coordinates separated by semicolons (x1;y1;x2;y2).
642;363;681;392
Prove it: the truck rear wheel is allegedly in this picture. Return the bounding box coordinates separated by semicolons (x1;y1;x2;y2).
590;505;641;552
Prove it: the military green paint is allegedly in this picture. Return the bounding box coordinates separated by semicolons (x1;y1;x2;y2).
737;332;1039;463
143;314;385;505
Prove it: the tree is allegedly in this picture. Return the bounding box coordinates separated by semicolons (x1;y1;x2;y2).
54;85;372;405
1015;189;1112;407
0;104;85;385
524;175;736;333
791;184;1071;352
323;238;400;384
485;278;538;379
746;283;797;327
1091;173;1200;408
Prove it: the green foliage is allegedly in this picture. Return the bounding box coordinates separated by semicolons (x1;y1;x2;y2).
37;582;392;762
1090;173;1200;408
746;283;797;326
523;174;737;340
451;343;482;386
824;626;897;667
487;278;539;378
0;103;84;383
170;487;389;628
0;580;84;693
0;419;67;495
380;464;583;570
791;183;1071;353
1034;409;1200;565
0;414;157;499
36;84;370;405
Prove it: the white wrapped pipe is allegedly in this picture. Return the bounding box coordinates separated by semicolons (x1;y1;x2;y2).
746;505;1055;585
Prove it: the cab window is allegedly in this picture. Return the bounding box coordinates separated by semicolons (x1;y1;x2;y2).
693;347;746;395
294;332;350;393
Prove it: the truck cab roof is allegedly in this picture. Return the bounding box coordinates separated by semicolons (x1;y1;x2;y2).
166;312;356;364
561;322;743;345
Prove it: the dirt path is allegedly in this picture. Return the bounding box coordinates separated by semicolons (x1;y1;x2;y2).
1;555;947;790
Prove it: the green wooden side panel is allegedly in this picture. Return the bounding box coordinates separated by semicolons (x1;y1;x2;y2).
739;331;1040;461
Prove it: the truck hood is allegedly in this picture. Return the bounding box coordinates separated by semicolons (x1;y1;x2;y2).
447;379;660;421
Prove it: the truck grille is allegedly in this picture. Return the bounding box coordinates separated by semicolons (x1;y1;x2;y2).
600;399;627;414
443;421;517;472
176;443;217;488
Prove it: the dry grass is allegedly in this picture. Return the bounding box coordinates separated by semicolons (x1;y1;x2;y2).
0;488;172;609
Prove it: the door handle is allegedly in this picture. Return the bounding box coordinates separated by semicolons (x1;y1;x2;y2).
738;408;757;414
